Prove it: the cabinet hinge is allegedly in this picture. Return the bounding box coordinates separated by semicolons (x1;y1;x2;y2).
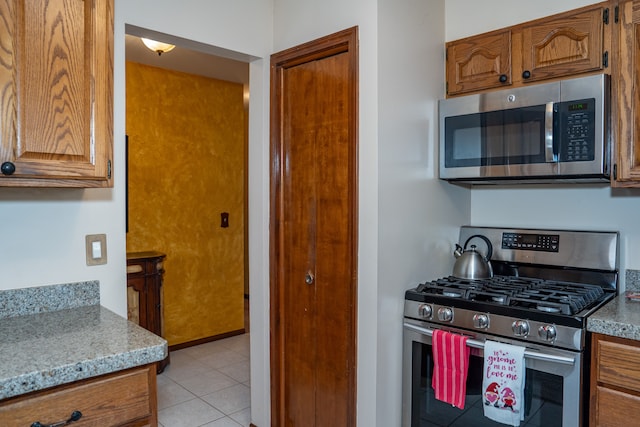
107;159;112;179
603;7;609;24
615;5;619;23
613;164;618;180
603;51;609;68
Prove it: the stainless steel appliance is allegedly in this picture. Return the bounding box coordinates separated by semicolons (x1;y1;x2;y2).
402;226;619;427
439;74;610;184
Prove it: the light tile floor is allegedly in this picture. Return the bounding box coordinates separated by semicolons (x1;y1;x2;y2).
157;333;251;427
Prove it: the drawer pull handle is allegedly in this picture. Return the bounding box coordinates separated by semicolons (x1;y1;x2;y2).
31;410;82;427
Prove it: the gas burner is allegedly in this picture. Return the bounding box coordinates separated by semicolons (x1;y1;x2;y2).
443;291;463;298
537;305;562;313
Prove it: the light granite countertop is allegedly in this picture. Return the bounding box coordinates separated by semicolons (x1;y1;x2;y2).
587;296;640;340
0;282;167;401
586;269;640;340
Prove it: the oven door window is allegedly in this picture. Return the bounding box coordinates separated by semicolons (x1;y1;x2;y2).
443;105;548;168
411;341;562;427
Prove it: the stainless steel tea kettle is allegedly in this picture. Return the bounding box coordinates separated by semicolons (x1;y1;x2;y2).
452;234;493;280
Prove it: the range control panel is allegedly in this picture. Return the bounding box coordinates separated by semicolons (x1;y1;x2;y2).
502;232;559;252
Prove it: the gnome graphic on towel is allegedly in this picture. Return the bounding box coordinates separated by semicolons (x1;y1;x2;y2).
484;382;501;407
501;387;517;410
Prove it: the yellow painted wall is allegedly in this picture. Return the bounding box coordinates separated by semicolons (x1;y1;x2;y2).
125;61;245;346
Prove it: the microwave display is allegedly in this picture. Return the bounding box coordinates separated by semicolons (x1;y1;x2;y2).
569;102;588;111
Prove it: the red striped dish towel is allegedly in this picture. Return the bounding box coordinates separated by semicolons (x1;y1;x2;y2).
431;329;471;409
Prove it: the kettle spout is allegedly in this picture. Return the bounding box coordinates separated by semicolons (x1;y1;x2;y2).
453;244;463;258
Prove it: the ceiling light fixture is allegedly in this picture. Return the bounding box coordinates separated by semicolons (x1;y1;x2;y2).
141;38;176;56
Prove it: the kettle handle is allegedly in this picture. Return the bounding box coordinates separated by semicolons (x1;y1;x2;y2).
463;234;493;261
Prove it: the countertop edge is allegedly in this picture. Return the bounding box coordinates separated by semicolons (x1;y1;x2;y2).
1;343;167;400
587;295;640;341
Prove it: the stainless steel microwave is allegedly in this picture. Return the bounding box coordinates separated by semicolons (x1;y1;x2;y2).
439;74;610;184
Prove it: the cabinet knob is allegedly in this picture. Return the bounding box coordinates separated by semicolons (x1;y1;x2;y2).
1;161;15;175
522;70;531;79
499;74;508;83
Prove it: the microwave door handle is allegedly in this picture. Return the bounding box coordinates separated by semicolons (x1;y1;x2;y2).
545;102;556;162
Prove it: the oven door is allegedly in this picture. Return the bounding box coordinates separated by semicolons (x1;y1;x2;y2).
402;319;583;427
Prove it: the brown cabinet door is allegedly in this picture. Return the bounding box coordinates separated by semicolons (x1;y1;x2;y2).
612;0;640;185
446;30;512;96
0;0;113;187
520;5;604;83
590;333;640;426
271;27;358;427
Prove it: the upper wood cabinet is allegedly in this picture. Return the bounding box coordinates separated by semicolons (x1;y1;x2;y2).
446;2;610;97
0;0;113;187
611;0;640;186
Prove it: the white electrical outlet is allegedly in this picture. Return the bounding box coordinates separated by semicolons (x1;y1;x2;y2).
86;234;107;266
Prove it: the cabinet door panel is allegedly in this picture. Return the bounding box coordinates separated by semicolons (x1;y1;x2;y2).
0;0;113;187
597;339;640;393
19;1;87;164
613;0;640;184
446;30;511;96
594;386;640;427
521;7;603;82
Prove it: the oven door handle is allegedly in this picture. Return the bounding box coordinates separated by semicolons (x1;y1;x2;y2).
403;322;575;366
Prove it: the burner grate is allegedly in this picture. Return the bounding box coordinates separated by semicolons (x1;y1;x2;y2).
414;275;605;316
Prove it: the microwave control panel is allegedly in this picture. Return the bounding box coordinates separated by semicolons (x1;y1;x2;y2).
501;232;560;252
557;98;596;162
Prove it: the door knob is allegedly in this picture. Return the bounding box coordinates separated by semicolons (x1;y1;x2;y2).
305;272;315;285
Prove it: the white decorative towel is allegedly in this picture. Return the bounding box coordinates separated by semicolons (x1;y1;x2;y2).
482;340;526;426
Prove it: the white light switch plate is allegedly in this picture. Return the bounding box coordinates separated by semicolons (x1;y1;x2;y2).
86;234;107;266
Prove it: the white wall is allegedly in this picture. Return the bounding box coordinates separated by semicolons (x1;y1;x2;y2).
445;0;599;40
377;0;470;425
446;0;640;287
0;187;124;311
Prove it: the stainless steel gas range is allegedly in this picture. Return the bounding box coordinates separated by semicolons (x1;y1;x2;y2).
402;226;619;427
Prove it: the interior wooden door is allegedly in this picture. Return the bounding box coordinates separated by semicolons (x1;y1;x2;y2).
270;27;358;427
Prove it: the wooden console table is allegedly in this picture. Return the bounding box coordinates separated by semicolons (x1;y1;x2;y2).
126;251;170;373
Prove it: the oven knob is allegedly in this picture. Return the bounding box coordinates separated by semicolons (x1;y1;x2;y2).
512;320;530;337
437;307;454;322
538;324;557;342
473;313;489;329
418;304;433;318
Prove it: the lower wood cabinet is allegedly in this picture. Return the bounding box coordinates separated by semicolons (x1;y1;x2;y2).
0;365;157;427
127;251;169;373
590;333;640;426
